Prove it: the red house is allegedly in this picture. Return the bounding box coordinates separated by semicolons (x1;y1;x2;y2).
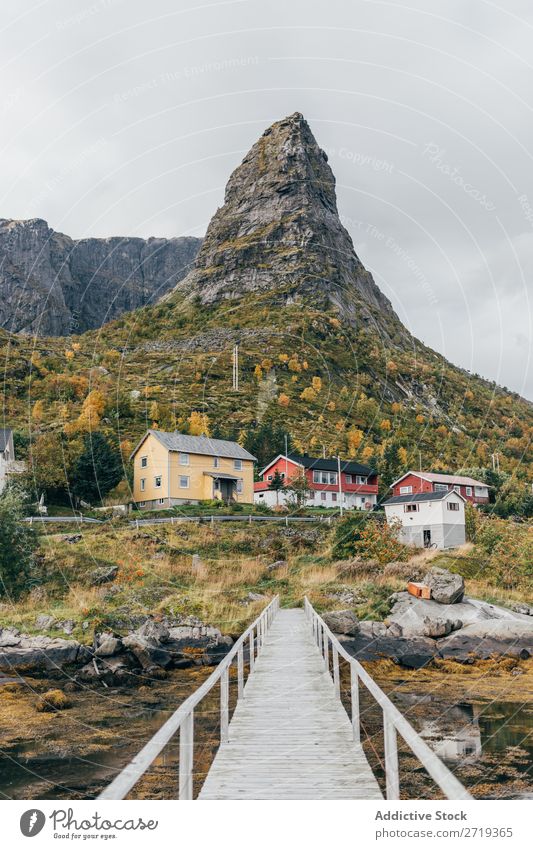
390;471;490;505
254;453;378;510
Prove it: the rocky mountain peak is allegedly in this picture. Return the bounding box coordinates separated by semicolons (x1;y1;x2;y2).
175;113;404;338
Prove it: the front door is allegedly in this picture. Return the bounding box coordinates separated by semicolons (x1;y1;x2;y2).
423;529;431;548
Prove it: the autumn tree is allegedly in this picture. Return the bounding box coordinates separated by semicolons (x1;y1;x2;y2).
188;411;210;436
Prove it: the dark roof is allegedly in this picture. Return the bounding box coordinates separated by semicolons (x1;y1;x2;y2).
383;491;464;505
0;428;13;452
287;453;375;476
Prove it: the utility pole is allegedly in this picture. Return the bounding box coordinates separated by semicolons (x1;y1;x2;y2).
284;434;289;481
232;344;239;391
337;455;344;516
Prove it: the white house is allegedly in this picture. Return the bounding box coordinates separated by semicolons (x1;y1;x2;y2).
382;489;466;550
0;428;16;493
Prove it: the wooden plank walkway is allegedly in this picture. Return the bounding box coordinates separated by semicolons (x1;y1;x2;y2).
199;608;383;800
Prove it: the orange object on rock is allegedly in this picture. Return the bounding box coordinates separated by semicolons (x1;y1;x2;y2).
407;581;431;599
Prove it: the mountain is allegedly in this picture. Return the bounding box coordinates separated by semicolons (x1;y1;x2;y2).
1;114;531;490
173;113;406;344
0;217;201;336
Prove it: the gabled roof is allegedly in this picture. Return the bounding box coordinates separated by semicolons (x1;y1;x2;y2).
130;430;256;462
0;428;13;452
260;452;376;478
391;470;490;489
383;490;466;505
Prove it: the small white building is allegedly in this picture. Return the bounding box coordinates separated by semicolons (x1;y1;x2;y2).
382;490;466;550
0;428;16;494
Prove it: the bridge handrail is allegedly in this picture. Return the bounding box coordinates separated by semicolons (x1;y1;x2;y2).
99;595;280;800
304;597;471;801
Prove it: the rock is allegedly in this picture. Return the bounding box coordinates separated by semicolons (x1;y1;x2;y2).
266;560;287;572
62;534;82;544
423;567;465;604
95;636;122;657
510;603;533;617
171;113;402;343
35;614;55;630
437;620;533;661
136;619;170;643
0;636;90;672
243;592;268;603
78;655;136;686
326;586;364;606
0;217;201;336
387;622;403;638
36;689;71;712
388;591;529;638
322;609;360;637
90;565;119;586
0;627;21;647
60;619;75;635
422;617;453;638
340;632;437;669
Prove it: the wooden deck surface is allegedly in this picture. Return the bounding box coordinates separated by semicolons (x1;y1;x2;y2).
199;608;383;800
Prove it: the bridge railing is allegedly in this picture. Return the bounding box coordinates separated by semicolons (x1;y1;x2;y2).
99;595;280;800
304;597;471;801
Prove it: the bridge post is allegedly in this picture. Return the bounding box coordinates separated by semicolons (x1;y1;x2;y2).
332;647;340;698
323;626;329;671
221;669;229;744
237;645;244;699
179;710;194;800
249;629;255;672
350;665;360;744
383;715;400;800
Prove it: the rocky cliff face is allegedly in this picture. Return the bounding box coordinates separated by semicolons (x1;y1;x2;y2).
0;218;201;336
174;112;405;340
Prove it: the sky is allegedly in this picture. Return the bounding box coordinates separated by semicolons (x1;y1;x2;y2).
1;0;532;399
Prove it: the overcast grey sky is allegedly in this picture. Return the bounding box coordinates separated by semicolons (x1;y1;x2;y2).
1;0;532;399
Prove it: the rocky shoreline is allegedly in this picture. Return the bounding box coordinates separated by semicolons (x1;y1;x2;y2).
0;616;234;685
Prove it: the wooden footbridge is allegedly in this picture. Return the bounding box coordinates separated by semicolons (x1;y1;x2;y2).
100;598;471;801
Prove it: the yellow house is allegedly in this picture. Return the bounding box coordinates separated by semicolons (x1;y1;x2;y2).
130;430;256;510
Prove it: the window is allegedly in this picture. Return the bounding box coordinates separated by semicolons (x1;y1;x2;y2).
267;474;273;481
138;501;145;507
400;485;413;494
154;475;162;488
356;475;367;485
141;456;147;468
179;475;189;489
321;492;327;501
332;492;337;502
345;474;352;484
213;456;220;468
234;459;243;470
140;478;146;492
236;479;243;494
466;486;472;496
434;483;448;492
313;470;337;484
453;485;461;493
404;504;419;513
158;498;165;505
447;502;460;511
179;453;189;466
474;486;487;495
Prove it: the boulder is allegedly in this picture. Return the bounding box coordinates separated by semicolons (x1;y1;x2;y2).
322;609;360;637
423;567;465;604
340;632;437;669
422;616;453;638
60;619;75;635
136;619;170;643
266;560;287;572
62;534;82;544
510;602;533;617
90;565;119;586
437;620;533;661
35;614;55;630
0;636;90;672
78;655;136;686
0;627;21;647
95;636;122;657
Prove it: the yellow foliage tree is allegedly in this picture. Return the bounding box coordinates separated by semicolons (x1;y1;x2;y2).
347;428;363;455
254;364;263;381
300;386;317;402
391;402;402;415
380;419;392;431
416;414;425;424
32;400;45;424
188;411;210;436
311;376;322;393
278;393;290;407
149;401;160;425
